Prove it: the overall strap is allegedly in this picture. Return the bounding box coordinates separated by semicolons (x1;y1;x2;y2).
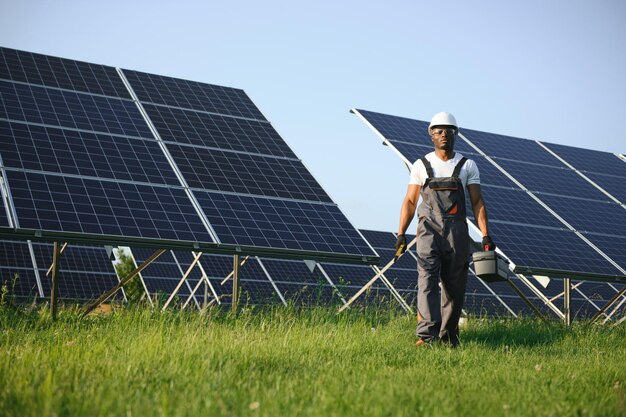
452;157;468;178
421;157;434;178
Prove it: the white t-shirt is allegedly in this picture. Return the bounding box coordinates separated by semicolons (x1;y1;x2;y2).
409;152;480;189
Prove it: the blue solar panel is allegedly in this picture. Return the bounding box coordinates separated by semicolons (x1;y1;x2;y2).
0;198;9;228
195;190;372;255
123;70;265;120
461;128;563;167
585;172;626;204
167;144;332;202
355;109;478;156
475;186;565;229
537;194;626;237
489;222;622;277
0;121;180;185
542;142;626;177
0;80;152;138
493;158;610;201
0;47;131;99
581;233;626;272
468;155;519;188
143;104;297;158
7;170;214;243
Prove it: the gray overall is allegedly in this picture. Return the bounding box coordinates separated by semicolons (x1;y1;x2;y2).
416;156;470;346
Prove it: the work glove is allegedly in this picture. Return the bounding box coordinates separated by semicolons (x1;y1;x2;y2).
395;234;407;261
482;235;496;251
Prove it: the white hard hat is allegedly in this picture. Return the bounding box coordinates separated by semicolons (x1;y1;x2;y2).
428;112;458;133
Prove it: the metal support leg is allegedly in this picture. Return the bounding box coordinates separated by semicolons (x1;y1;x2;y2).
81;249;166;317
232;254;240;312
50;242;61;320
161;251;203;310
564;278;571;326
506;280;548;322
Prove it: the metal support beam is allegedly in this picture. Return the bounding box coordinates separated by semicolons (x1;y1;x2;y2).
590;284;626;324
564;278;571;326
338;237;417;313
506;280;548;322
162;251;203;310
232;254;240;312
81;249;166;317
50;242;61;320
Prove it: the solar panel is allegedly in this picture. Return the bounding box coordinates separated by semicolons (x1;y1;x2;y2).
0;47;131;98
122;70;266;120
194;190;374;256
143;104;297;158
1;47;377;268
461;128;562;167
475;186;564;229
167;144;332;202
353;108;625;281
6;170;214;243
0;121;180;185
0;80;152;138
489;222;622;278
492;158;610;201
541;142;626;177
580;233;626;271
584;172;626;204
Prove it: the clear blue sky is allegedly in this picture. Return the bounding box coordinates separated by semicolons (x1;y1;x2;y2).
2;0;625;233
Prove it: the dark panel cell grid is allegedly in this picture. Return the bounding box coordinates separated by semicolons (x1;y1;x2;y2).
7;170;214;243
495;158;610;201
359;229;396;250
538;194;626;237
145;104;296;159
168;144;331;202
0;47;131;99
581;233;626;272
124;70;265;120
0;80;153;138
478;186;564;229
544;142;626;178
195;190;375;256
585;172;626;204
0;121;180;186
489;222;622;277
31;243;116;275
461;128;563;167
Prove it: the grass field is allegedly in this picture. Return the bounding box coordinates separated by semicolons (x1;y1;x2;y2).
1;305;625;417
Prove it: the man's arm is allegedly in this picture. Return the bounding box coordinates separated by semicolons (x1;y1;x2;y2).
398;184;421;235
467;184;489;237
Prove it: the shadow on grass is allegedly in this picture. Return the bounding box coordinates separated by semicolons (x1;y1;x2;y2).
462;318;568;348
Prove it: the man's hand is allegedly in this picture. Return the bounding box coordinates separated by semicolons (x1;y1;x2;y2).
482;235;496;251
395;235;407;260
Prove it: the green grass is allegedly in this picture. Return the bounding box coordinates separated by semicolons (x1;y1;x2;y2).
1;305;625;417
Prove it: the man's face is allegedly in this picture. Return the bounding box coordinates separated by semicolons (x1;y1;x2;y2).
430;126;456;151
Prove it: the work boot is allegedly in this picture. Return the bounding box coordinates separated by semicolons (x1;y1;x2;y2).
415;339;431;347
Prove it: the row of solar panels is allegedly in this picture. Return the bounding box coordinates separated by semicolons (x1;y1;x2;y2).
3;230;624;320
0;46;378;264
353;109;626;283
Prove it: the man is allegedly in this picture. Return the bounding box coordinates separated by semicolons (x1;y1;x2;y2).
395;112;495;347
